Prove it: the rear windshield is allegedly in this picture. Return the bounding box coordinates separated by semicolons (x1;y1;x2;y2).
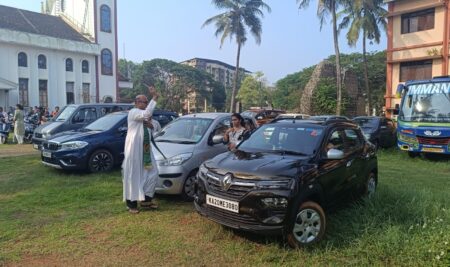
239;124;324;155
54;106;77;122
354;118;378;129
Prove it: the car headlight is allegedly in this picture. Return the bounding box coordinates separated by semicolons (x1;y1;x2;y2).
398;133;418;144
158;153;193;166
61;141;89;150
199;164;208;176
256;179;293;190
42;133;51;139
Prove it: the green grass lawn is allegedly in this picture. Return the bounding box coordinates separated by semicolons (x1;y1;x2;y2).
0;150;449;266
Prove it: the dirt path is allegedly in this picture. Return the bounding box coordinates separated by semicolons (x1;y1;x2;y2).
0;144;40;158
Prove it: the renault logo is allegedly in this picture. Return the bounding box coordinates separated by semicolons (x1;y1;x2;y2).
222;174;233;191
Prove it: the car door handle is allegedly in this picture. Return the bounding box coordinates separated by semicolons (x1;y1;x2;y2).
346;160;353;167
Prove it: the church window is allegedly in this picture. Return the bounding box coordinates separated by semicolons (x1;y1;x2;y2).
100;5;112;32
66;58;73;72
82;60;89;73
101;49;113;75
38;54;47;69
18;52;27;67
19;78;29;107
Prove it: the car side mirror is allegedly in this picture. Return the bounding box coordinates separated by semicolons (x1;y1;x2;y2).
118;126;127;135
327;148;344;160
393;104;400;115
212;134;224;145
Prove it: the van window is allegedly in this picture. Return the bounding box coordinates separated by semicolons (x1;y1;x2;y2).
54;106;77;121
72;108;97;124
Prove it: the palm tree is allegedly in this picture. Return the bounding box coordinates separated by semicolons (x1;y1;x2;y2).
203;0;271;112
298;0;344;115
340;0;387;115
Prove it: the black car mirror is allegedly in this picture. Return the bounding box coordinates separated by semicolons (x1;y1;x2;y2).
212;134;224;145
118;126;127;134
326;148;344;160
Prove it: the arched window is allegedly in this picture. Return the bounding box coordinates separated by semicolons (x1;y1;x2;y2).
66;58;73;72
18;52;27;67
38;54;47;69
82;60;89;73
100;5;111;32
101;49;113;75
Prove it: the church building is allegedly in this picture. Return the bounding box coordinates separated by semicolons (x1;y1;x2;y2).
0;0;119;111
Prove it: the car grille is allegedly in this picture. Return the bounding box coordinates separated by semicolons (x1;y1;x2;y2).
206;171;255;198
42;156;60;165
417;136;450;146
42;142;61;151
204;205;260;226
34;133;43;138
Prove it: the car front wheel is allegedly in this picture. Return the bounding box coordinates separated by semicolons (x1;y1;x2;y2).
181;171;196;201
286;201;326;248
88;149;114;173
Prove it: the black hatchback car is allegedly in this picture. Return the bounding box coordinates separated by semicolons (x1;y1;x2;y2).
195;119;377;247
353;116;397;148
41;110;178;172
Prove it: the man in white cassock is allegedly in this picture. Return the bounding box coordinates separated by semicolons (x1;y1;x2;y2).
122;86;158;213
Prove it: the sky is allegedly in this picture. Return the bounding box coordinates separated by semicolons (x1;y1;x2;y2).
0;0;386;84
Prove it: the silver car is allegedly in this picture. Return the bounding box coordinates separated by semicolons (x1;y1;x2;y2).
153;113;255;200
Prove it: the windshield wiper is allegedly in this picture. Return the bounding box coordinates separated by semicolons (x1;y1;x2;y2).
155;139;196;144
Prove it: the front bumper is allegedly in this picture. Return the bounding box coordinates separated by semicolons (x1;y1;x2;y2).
194;174;292;235
41;148;90;170
155;165;189;195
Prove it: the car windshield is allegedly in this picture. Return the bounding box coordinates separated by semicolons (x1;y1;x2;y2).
54;106;77;121
155;117;213;144
84;113;126;131
354;118;378;129
239;124;324;155
400;82;450;123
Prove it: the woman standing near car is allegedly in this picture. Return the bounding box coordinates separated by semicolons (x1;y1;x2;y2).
13;104;25;144
224;113;246;151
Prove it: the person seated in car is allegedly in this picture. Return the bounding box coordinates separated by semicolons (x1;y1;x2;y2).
224;113;246;151
241;118;256;141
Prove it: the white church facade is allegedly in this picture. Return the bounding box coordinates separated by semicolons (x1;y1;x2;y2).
0;0;119;111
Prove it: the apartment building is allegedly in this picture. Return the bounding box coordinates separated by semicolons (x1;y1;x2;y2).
385;0;450;118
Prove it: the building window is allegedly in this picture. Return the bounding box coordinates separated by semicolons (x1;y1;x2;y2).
401;8;435;34
400;60;432;82
66;58;73;72
66;82;75;104
82;83;90;103
61;0;65;12
18;78;29;107
82;60;89;73
100;5;111;32
39;80;48;108
101;49;113;75
38;54;47;69
18;52;27;67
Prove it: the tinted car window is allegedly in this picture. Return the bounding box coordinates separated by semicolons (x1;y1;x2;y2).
239;124;324;155
354;118;379;129
343;129;363;152
156;118;213;143
326;130;345;151
54;106;77;121
72;108;97;124
85;113;126;131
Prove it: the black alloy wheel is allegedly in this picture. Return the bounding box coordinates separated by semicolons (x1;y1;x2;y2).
88;149;114;173
181;172;197;201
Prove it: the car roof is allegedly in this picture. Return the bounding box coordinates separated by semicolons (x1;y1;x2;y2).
65;103;133;108
269;118;357;128
181;113;230;119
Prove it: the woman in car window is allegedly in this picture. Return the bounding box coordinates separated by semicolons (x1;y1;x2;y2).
223;113;246;151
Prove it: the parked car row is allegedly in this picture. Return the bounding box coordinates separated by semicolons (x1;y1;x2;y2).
34;107;383;247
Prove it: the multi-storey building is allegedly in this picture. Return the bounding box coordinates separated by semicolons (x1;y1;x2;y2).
0;0;119;111
385;0;450;118
180;57;251;88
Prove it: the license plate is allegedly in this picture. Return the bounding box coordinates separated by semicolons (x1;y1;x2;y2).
206;194;239;213
422;147;444;153
42;151;52;158
33;144;39;149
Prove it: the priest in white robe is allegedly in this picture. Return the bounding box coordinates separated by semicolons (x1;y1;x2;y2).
122;87;158;213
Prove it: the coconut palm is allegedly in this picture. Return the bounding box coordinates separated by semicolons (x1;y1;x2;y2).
298;0;344;115
203;0;271;112
340;0;387;115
